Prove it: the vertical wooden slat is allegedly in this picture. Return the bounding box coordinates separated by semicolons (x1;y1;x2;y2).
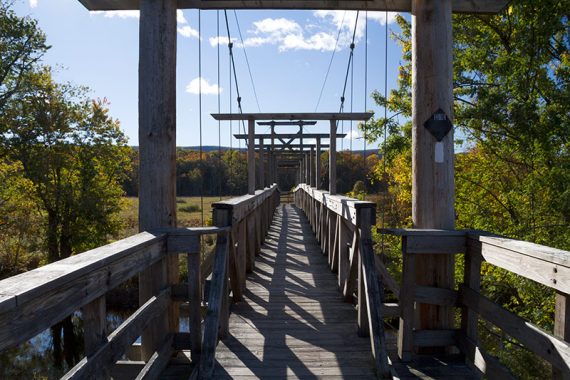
358;206;391;378
460;239;482;363
316;138;321;189
246;214;256;272
83;296;107;357
358;259;369;337
329;119;337;195
248;119;256;195
188;251;201;362
554;291;570;379
398;236;416;362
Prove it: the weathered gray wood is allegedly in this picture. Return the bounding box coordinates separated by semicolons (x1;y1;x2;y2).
82;296;107;358
135;334;173;380
138;0;178;361
406;235;466;254
188;250;201;361
374;255;401;299
414;285;458;306
248;119;256;195
412;0;456;341
258;138;265;188
338;217;349;288
80;0;510;13
358;259;369;337
329;119;337;195
471;237;570;294
63;287;171;380
213;112;373;121
554;292;570;380
0;234;166;352
199;233;229;379
413;329;458;347
398;238;416;362
358;207;391;378
461;243;482;372
343;230;359;302
457;334;516;379
460;285;570;373
316;138;322;189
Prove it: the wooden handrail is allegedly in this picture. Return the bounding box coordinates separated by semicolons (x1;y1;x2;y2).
294;184;392;378
0;226;232;379
378;227;570;378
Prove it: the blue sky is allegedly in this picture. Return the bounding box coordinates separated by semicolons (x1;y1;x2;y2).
14;0;405;150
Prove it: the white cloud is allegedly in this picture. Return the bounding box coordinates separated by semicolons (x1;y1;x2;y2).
209;36;240;48
344;129;362;140
29;0;38;8
91;10;140;19
177;10;187;24
185;77;223;95
178;26;199;39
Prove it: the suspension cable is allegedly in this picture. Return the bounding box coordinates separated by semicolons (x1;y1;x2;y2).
363;11;368;163
314;11;347;112
339;11;360;152
217;10;222;200
198;9;204;225
381;11;389;252
223;10;248;145
233;10;261;112
339;11;360;114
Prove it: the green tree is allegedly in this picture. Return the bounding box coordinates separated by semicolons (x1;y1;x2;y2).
2;69;130;368
364;2;569;377
0;1;49;113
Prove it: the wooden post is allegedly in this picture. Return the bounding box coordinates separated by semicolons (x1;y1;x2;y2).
316;138;322;189
329;119;337;195
398;237;416;361
259;138;265;188
248;119;255;194
83;296;107;356
305;152;310;184
188;250;201;361
412;0;455;336
138;0;177;361
554;292;570;379
310;146;315;187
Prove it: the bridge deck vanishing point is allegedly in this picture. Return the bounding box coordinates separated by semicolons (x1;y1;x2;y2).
162;204;476;379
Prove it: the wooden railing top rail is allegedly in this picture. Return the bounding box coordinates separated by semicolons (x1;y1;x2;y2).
294;183;375;225
0;226;227;353
213;184;278;223
379;227;570;284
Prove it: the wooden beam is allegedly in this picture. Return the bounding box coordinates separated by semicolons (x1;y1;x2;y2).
248;119;255;195
329;119;337;195
235;133;346;139
79;0;509;14
213;112;373;121
316;138;322;189
259;138;265;188
412;0;455;341
257;120;317;126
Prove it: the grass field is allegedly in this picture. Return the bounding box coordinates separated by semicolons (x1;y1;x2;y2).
119;196;230;238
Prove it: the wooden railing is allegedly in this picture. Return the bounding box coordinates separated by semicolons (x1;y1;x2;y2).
379;228;570;379
0;185;279;380
294;183;392;379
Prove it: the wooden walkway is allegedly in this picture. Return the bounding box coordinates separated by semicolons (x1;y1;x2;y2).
211;204;377;379
162;203;478;379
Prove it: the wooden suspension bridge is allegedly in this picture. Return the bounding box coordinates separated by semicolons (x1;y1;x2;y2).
1;0;569;379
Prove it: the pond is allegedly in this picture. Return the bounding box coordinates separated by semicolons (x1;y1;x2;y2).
0;309;190;379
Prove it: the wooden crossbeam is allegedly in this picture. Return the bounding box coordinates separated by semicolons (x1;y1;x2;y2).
257;121;317;126
213;112;372;121
234;133;346;139
79;0;509;14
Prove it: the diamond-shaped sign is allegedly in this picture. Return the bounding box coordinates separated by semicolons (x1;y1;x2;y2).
424;108;452;142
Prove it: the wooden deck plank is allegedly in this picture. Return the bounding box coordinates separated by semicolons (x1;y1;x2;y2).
161;204;479;379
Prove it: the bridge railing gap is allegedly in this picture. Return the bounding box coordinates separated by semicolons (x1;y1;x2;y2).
0;185;280;380
294;183;570;379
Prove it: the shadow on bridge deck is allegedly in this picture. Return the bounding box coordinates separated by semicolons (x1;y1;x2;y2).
162;204;476;379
